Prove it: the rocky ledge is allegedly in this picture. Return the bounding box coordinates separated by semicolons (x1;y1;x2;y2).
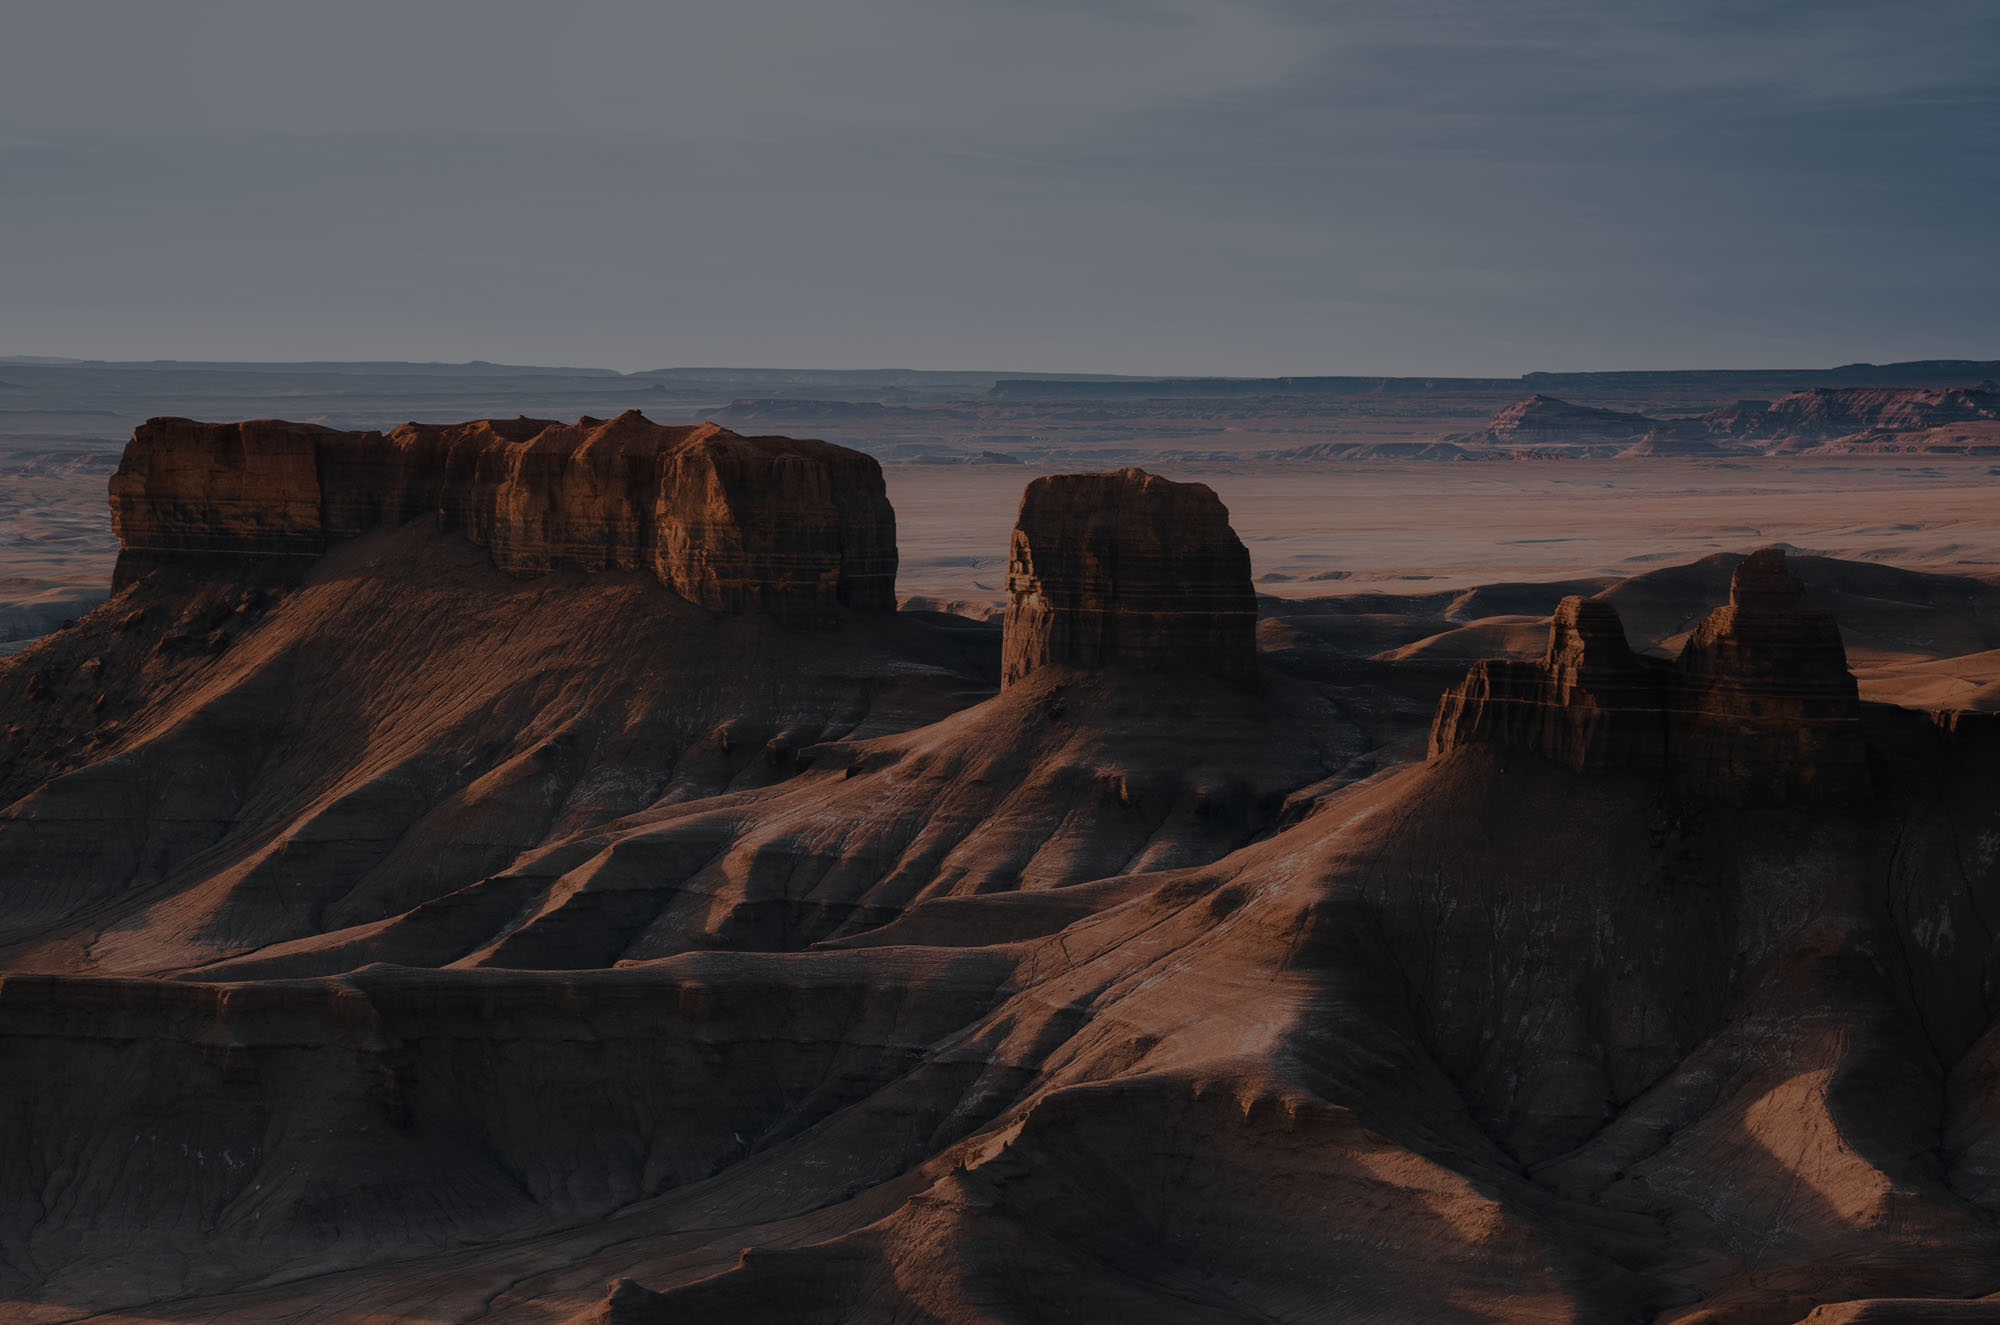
1001;468;1257;687
108;412;897;621
1432;547;1868;804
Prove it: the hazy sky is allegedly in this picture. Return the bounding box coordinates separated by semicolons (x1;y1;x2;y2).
3;1;1995;374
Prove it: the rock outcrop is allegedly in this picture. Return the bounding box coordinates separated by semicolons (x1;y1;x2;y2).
1453;394;1674;448
1428;596;1667;772
1670;546;1869;803
110;412;897;621
1000;468;1256;687
108;417;336;559
1432;548;1868;804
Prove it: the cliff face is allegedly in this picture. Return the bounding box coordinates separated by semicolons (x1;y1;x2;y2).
110;411;897;620
1432;547;1867;804
1000;468;1257;687
1670;547;1868;803
107;418;340;558
1429;596;1668;773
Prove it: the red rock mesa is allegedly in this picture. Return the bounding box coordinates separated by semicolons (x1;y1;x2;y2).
1000;467;1257;687
109;411;897;621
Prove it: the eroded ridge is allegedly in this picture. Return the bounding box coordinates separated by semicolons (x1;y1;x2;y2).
109;411;898;621
1429;594;1669;773
1432;546;1868;803
1000;467;1257;687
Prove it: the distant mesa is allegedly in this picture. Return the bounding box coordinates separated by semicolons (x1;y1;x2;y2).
986;358;2000;400
1432;547;1867;804
1710;385;2000;452
711;397;908;424
1458;386;2000;455
1671;546;1869;804
1261;439;1471;462
1472;393;1662;445
109;411;897;623
1001;467;1257;687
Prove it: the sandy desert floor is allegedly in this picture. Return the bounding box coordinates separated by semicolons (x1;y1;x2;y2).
887;455;2000;608
0;451;121;650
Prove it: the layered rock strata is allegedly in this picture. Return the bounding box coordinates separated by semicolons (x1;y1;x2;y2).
1000;468;1257;687
1714;386;2000;445
1670;546;1868;803
1457;393;1666;447
1459;387;2000;455
109;411;897;620
1428;596;1668;772
1432;547;1868;804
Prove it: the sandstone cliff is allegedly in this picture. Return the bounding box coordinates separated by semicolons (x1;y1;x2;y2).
110;411;897;620
1001;468;1256;687
1428;595;1668;773
1670;546;1869;803
1432;547;1868;803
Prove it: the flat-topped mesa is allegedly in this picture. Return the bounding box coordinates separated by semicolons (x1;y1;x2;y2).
1431;549;1869;805
1430;597;1667;772
1480;394;1660;444
1001;468;1257;687
1669;546;1868;804
109;411;897;621
107;418;339;559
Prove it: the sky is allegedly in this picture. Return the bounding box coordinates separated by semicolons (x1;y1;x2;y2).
2;0;1995;375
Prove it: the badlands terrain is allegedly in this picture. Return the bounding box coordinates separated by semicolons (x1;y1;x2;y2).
3;361;2000;1321
6;356;2000;648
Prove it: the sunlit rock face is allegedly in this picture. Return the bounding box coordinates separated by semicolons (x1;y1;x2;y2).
1432;547;1868;805
107;417;337;560
108;411;897;622
1000;467;1257;687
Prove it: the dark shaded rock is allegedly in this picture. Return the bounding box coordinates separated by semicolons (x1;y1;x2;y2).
1001;468;1256;687
1431;548;1867;804
1429;596;1667;772
1670;547;1868;805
